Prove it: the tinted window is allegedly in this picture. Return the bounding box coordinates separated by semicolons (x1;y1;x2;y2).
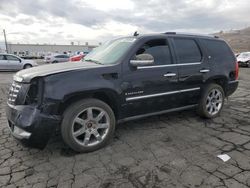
136;39;172;65
202;39;235;62
55;55;67;58
0;55;5;60
6;55;20;61
174;38;202;63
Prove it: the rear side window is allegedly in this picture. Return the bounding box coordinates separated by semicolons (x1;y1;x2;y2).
173;38;202;63
202;39;235;62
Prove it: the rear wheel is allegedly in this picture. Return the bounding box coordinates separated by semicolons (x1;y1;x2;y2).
61;99;116;152
197;83;225;118
52;61;58;63
23;64;32;69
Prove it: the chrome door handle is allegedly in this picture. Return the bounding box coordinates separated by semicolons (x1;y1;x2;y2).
164;73;176;77
200;69;210;73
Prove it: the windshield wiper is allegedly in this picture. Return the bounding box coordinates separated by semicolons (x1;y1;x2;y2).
84;59;103;65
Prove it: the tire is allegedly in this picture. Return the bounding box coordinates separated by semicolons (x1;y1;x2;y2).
61;98;116;152
52;61;58;64
197;83;225;118
23;64;32;69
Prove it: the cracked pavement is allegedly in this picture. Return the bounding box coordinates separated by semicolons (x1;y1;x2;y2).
0;68;250;188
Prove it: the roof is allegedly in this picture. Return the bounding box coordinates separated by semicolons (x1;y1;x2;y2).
135;32;221;40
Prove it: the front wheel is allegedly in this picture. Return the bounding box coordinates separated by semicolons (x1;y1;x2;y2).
61;99;116;152
197;83;225;118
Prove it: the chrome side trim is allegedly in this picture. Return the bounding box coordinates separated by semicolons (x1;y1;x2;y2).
180;87;201;93
118;104;198;123
138;62;201;69
228;80;239;84
126;90;179;101
126;87;200;101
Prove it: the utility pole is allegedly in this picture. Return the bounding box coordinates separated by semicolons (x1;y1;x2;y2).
3;29;8;53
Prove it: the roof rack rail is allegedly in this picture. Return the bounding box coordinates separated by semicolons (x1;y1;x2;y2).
164;32;176;34
164;32;219;38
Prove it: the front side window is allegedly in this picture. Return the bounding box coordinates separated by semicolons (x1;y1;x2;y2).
84;37;136;65
6;55;20;61
135;39;172;65
174;38;202;63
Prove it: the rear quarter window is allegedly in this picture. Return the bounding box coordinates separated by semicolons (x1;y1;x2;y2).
201;39;235;63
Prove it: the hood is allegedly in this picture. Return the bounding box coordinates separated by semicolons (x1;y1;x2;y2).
15;61;103;82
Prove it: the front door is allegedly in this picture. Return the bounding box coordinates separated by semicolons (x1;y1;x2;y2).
6;55;22;70
121;38;179;118
0;55;9;70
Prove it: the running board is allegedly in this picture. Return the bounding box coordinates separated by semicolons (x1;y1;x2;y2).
118;104;197;124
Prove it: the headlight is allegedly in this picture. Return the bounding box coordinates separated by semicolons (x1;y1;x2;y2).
13;75;23;82
25;79;39;105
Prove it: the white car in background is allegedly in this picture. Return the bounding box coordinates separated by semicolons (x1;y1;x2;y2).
237;52;250;67
44;54;70;63
0;54;38;71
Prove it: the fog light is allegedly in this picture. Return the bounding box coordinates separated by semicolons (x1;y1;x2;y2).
11;126;31;139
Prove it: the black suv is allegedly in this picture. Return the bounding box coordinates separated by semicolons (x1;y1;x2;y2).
6;33;239;152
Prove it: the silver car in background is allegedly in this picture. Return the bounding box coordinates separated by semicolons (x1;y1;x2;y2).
0;54;38;71
44;54;70;63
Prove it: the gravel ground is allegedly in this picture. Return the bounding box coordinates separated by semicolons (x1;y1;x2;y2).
0;68;250;188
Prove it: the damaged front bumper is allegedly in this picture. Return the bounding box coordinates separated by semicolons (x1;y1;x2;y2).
6;103;61;149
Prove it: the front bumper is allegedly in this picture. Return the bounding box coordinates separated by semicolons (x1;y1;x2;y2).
6;103;61;149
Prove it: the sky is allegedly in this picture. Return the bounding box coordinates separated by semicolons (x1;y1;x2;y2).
0;0;249;46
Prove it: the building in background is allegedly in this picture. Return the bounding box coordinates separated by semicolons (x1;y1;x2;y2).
6;43;97;58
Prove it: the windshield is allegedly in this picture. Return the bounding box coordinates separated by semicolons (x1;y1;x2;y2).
238;52;250;58
84;37;136;65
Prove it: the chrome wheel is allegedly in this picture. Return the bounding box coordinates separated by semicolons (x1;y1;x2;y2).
206;89;223;116
71;107;110;147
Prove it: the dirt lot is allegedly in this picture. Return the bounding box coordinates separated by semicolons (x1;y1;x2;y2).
0;68;250;188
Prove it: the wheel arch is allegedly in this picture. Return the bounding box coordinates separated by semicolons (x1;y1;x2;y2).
58;89;120;119
204;75;228;94
23;63;32;69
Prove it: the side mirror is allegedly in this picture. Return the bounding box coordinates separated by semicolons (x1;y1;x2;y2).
130;53;154;67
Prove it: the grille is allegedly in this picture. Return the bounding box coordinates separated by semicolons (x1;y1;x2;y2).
8;82;22;104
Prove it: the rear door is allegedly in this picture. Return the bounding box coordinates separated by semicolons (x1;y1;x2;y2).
170;37;210;106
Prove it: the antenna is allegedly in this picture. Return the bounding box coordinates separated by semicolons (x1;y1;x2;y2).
133;31;139;36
